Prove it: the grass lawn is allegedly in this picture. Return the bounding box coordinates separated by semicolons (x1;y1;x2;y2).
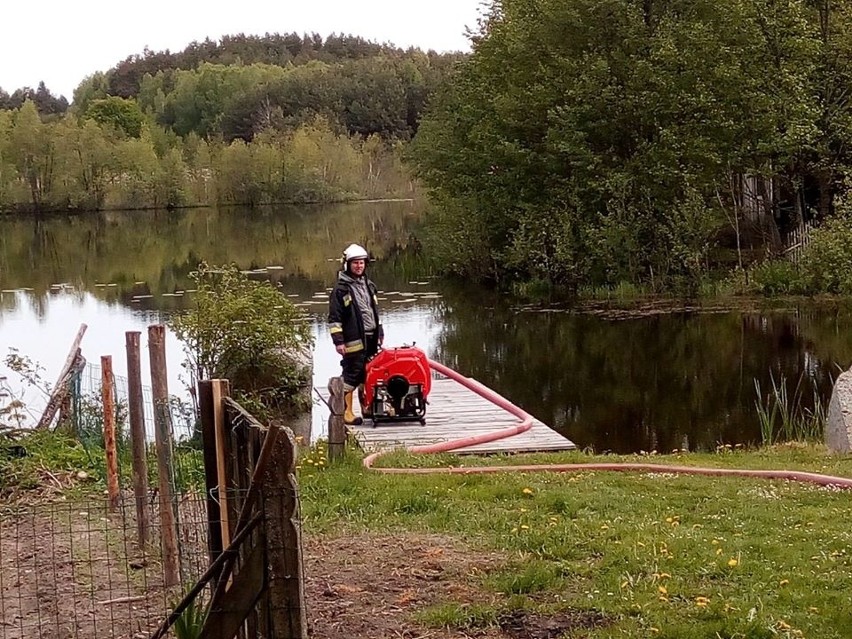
300;443;852;638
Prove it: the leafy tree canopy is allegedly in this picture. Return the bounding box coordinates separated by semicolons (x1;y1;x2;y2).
85;96;145;138
410;0;852;293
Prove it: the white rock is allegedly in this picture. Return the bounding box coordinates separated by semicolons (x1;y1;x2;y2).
826;370;852;453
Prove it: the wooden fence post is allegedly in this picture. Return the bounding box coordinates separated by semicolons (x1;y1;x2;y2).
125;331;149;547
100;356;120;511
198;379;231;576
263;426;308;638
147;324;180;587
213;380;234;548
327;376;345;461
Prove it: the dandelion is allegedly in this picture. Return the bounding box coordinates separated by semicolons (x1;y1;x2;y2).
711;539;719;545
658;586;668;594
727;558;738;567
522;487;534;495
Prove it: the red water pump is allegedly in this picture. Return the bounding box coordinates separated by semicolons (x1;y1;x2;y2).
364;346;431;424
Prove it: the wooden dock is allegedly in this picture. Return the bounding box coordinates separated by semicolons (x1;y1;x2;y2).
317;375;575;455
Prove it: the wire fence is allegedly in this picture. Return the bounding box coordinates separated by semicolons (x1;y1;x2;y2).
70;362;204;492
75;362;197;442
0;491;214;639
2;370;307;637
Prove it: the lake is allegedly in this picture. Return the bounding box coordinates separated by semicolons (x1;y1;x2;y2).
1;202;850;453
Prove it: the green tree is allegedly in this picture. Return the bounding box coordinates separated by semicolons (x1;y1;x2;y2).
71;72;109;116
85;96;145;138
8;101;55;209
112;135;160;208
54;118;116;209
0;110;14;204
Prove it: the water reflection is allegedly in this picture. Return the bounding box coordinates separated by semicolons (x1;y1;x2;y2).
433;287;852;453
2;204;852;453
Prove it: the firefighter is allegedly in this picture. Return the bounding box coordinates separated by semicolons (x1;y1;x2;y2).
328;243;383;425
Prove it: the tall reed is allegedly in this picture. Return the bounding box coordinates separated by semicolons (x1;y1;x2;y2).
754;372;826;445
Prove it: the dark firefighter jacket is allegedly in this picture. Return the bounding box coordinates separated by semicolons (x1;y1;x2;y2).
328;272;383;354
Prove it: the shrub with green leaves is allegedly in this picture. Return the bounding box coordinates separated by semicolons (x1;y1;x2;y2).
747;259;804;296
798;216;852;294
170;263;313;416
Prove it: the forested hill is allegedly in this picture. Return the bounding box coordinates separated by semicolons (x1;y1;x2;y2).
101;32;452;99
0;33;467;141
92;33;465;141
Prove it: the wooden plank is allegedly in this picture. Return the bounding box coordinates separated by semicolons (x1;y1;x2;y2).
203;541;266;639
36;323;87;429
212;380;234;549
262;426;308;638
317;375;575;455
150;515;262;639
198;380;224;578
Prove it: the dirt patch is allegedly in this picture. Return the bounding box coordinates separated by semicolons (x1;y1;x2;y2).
303;532;614;639
0;502;170;639
497;609;612;639
304;532;505;638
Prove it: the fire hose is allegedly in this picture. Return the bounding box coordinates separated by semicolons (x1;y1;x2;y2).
362;359;852;489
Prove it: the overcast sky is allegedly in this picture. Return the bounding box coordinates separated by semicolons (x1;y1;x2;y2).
2;0;485;100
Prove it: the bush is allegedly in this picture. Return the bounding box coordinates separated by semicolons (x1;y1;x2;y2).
170;263;314;417
747;259;804;296
798;216;852;293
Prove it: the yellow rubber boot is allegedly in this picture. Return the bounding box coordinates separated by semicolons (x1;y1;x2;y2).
344;390;363;426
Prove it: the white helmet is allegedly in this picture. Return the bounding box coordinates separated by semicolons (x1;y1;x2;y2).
342;243;369;264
